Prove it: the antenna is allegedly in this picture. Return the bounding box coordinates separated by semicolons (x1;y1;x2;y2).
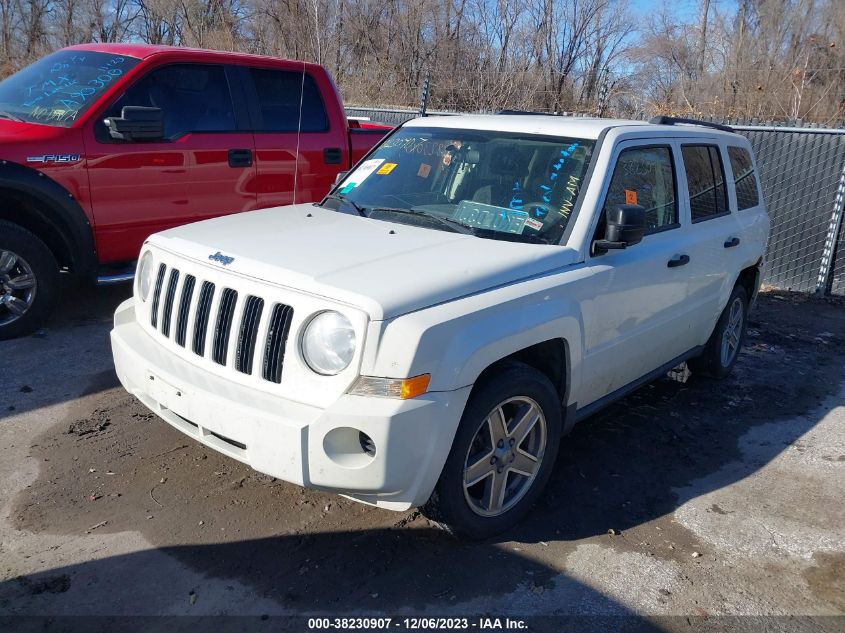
293;63;306;204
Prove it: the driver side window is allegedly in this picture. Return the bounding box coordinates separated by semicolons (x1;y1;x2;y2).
97;64;236;142
603;146;678;234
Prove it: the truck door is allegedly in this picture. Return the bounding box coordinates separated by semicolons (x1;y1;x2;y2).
245;65;345;207
84;63;257;263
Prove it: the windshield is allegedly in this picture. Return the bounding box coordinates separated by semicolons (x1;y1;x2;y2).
325;126;595;244
0;50;140;127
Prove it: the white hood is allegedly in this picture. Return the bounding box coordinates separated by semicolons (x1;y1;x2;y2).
151;204;579;320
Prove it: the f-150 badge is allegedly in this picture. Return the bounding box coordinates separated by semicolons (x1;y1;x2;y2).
208;252;235;266
26;154;81;164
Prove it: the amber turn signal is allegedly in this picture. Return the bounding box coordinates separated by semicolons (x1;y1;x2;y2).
349;374;432;399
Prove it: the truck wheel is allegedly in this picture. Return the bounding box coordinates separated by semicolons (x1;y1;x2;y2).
422;362;562;540
689;285;748;379
0;221;60;340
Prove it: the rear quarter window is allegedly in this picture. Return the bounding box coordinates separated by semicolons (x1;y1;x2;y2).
728;146;761;210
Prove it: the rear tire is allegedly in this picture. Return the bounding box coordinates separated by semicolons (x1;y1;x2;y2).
689;285;748;379
0;221;60;340
422;362;562;540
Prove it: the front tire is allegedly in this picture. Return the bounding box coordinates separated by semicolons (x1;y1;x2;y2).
422;362;562;540
689;285;748;379
0;221;60;340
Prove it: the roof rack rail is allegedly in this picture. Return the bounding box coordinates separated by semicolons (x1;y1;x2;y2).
648;116;734;133
498;109;559;116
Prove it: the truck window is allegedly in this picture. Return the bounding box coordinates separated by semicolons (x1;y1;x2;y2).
0;50;140;127
249;68;328;132
682;145;729;221
603;146;678;233
727;146;760;210
100;64;236;139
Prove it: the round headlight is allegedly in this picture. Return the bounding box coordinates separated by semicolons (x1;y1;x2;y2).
301;311;356;375
137;251;155;302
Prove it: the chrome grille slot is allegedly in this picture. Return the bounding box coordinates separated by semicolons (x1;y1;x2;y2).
160;268;180;337
235;296;265;375
262;303;294;384
150;264;166;328
212;288;238;365
193;281;215;356
175;274;195;347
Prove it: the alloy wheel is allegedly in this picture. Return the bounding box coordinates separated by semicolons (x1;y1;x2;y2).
463;396;547;517
0;249;37;326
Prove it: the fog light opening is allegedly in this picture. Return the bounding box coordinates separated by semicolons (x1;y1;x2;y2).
359;431;376;457
323;426;377;468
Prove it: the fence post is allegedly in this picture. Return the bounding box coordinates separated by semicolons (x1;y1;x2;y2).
816;159;845;295
418;71;431;118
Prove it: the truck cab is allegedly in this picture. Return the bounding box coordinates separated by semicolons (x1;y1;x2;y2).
0;44;388;339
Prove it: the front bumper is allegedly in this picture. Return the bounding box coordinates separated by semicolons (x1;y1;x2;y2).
111;298;470;510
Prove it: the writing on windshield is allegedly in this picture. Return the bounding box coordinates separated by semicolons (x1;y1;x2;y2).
0;50;140;126
334;127;594;245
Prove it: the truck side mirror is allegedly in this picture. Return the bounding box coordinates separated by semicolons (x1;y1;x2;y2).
594;204;646;253
104;106;165;142
334;171;348;186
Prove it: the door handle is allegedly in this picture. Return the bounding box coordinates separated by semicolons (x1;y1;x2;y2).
323;147;342;165
667;254;690;268
228;148;252;168
724;237;741;248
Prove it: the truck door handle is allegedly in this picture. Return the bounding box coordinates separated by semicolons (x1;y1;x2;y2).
323;147;342;165
228;149;252;168
667;254;690;268
724;237;741;248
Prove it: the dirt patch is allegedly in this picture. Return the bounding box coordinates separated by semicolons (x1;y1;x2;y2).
804;552;845;611
9;291;845;612
66;409;112;436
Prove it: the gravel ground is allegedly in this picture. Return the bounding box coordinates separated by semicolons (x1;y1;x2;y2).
0;285;843;630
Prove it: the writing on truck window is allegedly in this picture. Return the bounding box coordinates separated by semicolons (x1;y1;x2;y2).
0;51;140;127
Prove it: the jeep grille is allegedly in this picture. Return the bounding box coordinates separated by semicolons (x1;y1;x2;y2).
149;264;294;384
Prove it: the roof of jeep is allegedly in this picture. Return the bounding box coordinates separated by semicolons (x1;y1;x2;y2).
403;114;744;141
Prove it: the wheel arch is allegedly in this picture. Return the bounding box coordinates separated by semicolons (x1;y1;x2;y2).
0;162;96;279
735;261;762;305
474;338;570;407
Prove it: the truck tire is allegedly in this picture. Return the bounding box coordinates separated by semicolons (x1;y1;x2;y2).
422;361;562;540
689;285;748;379
0;220;60;340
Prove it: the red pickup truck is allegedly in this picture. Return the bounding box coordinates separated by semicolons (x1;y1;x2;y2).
0;43;390;339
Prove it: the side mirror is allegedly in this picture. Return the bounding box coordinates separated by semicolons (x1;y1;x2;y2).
594;204;646;253
104;106;164;142
334;171;349;186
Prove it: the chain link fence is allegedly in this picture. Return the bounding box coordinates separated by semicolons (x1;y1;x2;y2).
347;106;845;296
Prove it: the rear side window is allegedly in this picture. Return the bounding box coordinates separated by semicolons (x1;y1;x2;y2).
682;145;729;221
603;146;678;232
250;69;328;132
728;146;760;210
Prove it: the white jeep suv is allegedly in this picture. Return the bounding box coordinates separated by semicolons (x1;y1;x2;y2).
111;114;769;538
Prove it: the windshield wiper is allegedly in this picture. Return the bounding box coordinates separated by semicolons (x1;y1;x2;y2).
323;193;367;217
0;110;23;122
369;207;476;235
